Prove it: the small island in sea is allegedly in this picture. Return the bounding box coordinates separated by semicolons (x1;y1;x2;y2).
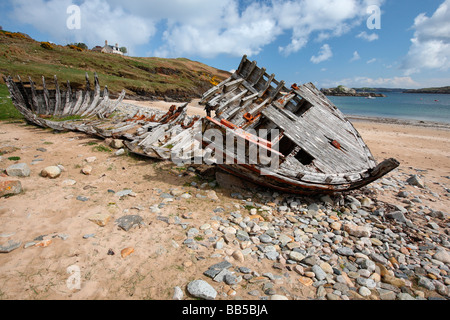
320;85;386;97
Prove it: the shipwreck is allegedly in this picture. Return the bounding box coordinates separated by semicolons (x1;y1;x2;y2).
3;55;399;194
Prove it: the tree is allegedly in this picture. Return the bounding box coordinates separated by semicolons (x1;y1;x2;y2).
119;47;127;54
76;43;88;50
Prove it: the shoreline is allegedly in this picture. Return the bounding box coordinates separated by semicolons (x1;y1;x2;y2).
347;115;450;130
123;98;450;130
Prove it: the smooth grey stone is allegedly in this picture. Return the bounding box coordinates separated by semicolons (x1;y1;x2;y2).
187;280;217;300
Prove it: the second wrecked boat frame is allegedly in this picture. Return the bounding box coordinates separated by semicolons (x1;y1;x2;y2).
4;55;399;194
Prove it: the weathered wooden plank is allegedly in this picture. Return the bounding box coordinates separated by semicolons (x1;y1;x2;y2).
15;75;32;112
96;86;111;118
53;75;62;116
273;92;296;109
138;124;169;147
268;80;285;103
82;73;101;116
69;90;84;115
262;105;353;174
258;74;275;98
216;89;248;116
4;76;30;118
28;77;39;113
105;89;126;116
236;55;248;75
224;78;245;92
42;76;50;115
249;67;266;86
62;80;73;115
241;60;257;80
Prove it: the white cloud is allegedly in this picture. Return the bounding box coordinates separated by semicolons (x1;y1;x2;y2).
311;44;333;64
356;31;379;41
367;58;377;64
8;0;387;58
10;0;156;55
277;0;380;56
154;0;282;58
350;51;361;62
402;0;450;75
322;76;420;88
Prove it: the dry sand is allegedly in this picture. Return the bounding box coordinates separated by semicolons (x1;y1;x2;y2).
0;100;449;300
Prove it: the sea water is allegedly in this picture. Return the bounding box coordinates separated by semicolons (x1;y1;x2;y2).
327;92;450;124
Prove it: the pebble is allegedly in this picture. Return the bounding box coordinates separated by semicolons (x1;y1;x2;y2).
407;175;425;188
121;247;134;258
358;286;372;297
110;139;124;149
81;165;92;175
85;156;97;163
40;166;61;179
173;286;183;300
187;280;217;300
289;251;305;262
337;247;354;256
344;224;371;238
89;213;112;227
6;163;30;177
0;239;22;253
232;250;245;263
115;215;144;231
115;189;134;197
312;265;327;281
433;250;450;264
61;179;76;186
115;149;125;156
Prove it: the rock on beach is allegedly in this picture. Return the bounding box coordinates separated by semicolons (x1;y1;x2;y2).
187;280;217;300
6;163;30;177
0;180;23;197
40;166;61;179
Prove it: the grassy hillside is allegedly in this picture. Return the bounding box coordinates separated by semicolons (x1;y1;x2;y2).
403;87;450;94
0;30;230;101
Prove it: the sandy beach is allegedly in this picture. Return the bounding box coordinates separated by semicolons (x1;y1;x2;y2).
0;100;449;300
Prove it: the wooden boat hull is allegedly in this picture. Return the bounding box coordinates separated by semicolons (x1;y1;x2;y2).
3;56;399;194
198;55;400;194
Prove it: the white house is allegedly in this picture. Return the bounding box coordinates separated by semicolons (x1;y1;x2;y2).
98;40;123;55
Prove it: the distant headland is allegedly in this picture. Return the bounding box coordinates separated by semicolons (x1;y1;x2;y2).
320;86;386;97
321;85;450;97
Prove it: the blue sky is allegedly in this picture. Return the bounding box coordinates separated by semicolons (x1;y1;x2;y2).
1;0;449;89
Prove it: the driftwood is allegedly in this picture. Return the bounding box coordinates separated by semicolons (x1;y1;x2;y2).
4;55;399;194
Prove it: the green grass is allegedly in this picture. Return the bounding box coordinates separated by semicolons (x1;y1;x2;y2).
0;84;24;121
47;115;85;122
0;30;230;101
92;145;112;153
